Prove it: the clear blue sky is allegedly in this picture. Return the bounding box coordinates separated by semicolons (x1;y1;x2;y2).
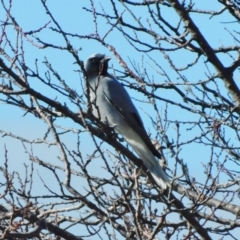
0;1;239;239
4;0;233;178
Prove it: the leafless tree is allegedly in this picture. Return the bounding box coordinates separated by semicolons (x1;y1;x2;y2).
1;0;240;239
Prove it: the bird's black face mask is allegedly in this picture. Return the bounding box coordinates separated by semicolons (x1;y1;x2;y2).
85;55;110;78
99;60;108;76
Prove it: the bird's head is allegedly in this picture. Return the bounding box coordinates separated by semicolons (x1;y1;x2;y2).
84;53;111;78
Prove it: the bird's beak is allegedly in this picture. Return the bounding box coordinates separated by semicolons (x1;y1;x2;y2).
101;56;111;63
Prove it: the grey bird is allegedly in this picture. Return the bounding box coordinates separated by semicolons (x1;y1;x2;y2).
84;53;170;189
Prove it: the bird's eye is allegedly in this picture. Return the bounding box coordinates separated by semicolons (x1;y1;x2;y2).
91;58;97;63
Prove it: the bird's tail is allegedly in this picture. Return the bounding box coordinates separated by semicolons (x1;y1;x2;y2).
144;157;170;189
124;133;170;189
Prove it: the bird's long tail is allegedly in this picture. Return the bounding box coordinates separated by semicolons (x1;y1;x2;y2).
123;130;170;189
146;160;170;189
137;150;170;189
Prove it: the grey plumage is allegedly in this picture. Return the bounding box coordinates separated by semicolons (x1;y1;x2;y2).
84;53;170;189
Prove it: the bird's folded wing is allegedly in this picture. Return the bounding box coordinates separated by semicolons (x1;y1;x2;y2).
103;79;162;159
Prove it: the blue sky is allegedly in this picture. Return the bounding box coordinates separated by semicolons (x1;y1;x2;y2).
0;0;239;239
0;0;236;202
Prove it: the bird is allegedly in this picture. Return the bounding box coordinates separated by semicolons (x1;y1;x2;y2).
84;53;170;189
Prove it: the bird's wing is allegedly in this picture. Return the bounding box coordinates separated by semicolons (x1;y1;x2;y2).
103;76;162;159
